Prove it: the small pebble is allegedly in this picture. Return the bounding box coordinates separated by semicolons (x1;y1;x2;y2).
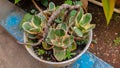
115;33;118;35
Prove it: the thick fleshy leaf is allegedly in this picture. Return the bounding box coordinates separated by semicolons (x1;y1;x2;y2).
54;17;62;24
55;29;65;37
32;16;41;28
45;38;52;45
42;42;53;50
57;23;67;31
29;28;40;32
70;10;77;16
76;8;84;22
49;2;55;11
72;27;83;37
68;41;77;51
27;34;37;39
62;35;74;47
20;13;33;28
53;47;66;61
22;22;33;32
22;22;39;34
102;0;116;24
47;28;55;39
79;13;92;26
84;24;95;31
39;14;47;23
63;37;69;47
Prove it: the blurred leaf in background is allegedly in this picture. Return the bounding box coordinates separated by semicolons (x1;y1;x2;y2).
102;0;116;24
15;0;20;4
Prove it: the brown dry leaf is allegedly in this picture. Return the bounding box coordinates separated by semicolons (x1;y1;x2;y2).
80;0;88;12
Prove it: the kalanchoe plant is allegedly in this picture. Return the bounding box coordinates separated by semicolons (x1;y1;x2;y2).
22;2;95;61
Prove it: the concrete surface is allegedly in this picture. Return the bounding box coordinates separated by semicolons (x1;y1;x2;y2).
0;0;48;68
0;26;49;68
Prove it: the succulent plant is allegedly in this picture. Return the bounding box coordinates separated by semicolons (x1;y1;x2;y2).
22;2;95;61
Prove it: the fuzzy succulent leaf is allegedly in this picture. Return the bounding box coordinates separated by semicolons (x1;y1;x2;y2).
55;29;65;37
53;47;66;61
76;8;84;22
47;28;56;39
38;13;47;23
72;27;83;37
84;24;95;31
57;23;67;31
49;2;55;11
70;10;77;16
42;42;53;50
20;13;33;28
32;16;41;28
45;38;52;45
79;13;92;26
68;41;77;51
22;22;37;34
29;28;40;32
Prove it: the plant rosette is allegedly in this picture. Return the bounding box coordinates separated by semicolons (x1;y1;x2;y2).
22;2;95;67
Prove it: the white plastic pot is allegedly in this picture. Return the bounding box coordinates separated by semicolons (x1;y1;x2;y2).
24;30;93;67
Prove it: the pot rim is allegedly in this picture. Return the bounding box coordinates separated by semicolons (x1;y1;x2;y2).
24;30;92;65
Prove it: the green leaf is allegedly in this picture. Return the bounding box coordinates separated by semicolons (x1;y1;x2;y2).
68;41;77;51
20;13;33;28
70;10;77;16
47;28;55;39
63;37;70;46
49;2;55;11
32;16;41;28
45;38;52;45
55;29;65;37
39;14;47;23
65;0;73;5
84;24;95;31
102;0;116;24
14;0;20;4
66;49;76;59
73;1;83;6
42;42;53;50
22;22;38;34
62;35;74;47
54;18;62;23
53;47;66;61
37;49;45;55
79;13;92;26
29;28;40;32
41;0;48;7
57;23;67;30
76;8;84;22
22;22;33;31
72;27;83;37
